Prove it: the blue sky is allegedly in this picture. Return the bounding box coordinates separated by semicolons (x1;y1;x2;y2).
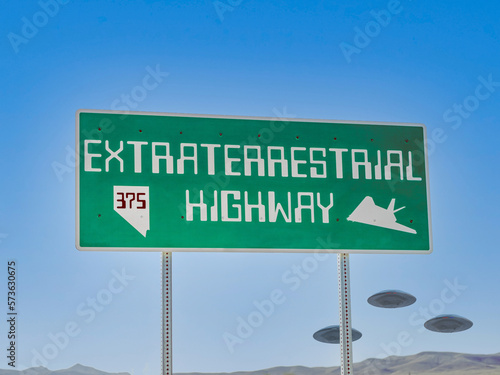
1;0;500;373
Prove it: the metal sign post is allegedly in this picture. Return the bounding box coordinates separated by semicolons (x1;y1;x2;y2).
162;252;172;375
338;254;352;375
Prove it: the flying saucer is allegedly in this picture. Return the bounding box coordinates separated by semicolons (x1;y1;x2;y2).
367;290;416;308
424;314;473;333
313;325;362;344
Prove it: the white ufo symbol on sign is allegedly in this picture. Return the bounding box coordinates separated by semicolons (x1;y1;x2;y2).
347;196;416;234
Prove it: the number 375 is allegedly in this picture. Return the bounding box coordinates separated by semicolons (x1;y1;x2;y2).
116;192;146;209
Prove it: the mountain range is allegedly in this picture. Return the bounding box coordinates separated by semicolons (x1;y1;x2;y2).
2;352;500;375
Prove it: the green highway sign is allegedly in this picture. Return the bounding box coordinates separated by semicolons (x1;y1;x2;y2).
76;110;432;253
